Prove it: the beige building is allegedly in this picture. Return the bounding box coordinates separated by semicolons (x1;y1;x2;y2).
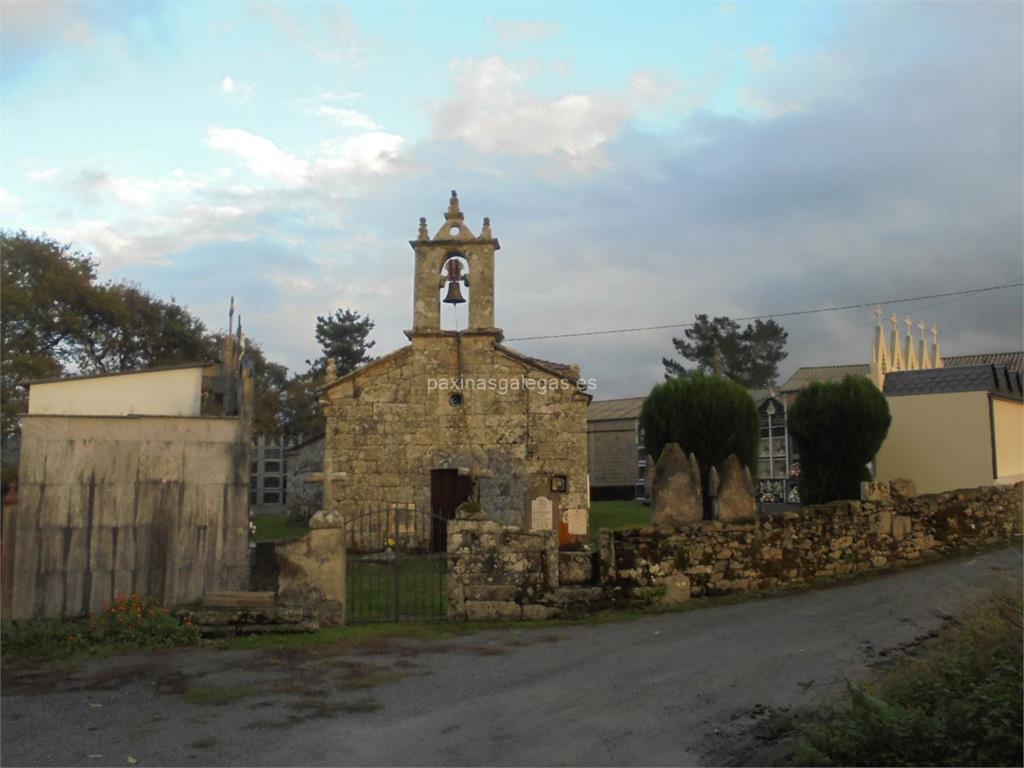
875;365;1023;493
28;362;214;417
320;192;591;543
2;322;253;620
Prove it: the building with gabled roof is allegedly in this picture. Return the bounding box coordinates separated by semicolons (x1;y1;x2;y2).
319;192;591;542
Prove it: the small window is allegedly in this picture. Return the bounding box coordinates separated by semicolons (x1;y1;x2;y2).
263;476;280;489
263;492;280;504
264;461;281;473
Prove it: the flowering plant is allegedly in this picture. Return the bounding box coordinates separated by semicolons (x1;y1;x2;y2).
88;593;198;647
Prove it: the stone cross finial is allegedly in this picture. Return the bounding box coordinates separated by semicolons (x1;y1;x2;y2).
874;305;883;325
931;324;938;344
889;312;899;332
418;217;429;240
446;189;461;219
904;315;912;334
480;216;492;239
918;320;926;339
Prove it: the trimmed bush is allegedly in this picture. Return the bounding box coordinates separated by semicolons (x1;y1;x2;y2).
639;372;759;516
787;376;891;504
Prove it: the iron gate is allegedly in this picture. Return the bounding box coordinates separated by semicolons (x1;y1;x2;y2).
345;503;450;623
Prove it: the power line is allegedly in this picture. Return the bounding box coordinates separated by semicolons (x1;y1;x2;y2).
506;280;1024;342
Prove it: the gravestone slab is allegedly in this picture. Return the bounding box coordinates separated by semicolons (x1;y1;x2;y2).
653;442;703;526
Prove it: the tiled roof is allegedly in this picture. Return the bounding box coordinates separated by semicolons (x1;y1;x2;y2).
778;352;1024;392
884;364;1023;399
778;364;871;392
943;352;1024;371
587;396;646;421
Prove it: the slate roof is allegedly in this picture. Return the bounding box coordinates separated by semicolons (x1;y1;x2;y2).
883;364;1024;399
779;352;1024;393
587;396;646;421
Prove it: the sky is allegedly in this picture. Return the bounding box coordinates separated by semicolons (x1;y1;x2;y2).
2;0;1022;399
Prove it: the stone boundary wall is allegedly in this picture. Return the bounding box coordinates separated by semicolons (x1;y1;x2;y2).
1;415;251;620
447;505;602;620
260;510;346;626
600;483;1023;605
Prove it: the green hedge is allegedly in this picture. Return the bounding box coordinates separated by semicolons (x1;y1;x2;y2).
639;372;759;515
787;376;891;504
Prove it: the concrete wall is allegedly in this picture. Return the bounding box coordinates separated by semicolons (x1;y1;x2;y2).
323;333;590;533
875;391;994;494
1;414;250;619
601;482;1022;605
992;397;1024;481
587;417;638;489
29;366;206;417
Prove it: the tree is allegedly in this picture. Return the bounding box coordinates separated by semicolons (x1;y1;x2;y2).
663;315;788;389
310;308;375;375
280;308;377;438
639;372;760;518
1;231;99;438
75;282;215;373
787;376;892;504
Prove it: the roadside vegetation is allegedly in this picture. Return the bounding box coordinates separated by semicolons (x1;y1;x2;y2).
792;581;1023;767
1;593;199;668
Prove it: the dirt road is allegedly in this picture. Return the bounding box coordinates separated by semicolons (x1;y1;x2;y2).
3;546;1020;767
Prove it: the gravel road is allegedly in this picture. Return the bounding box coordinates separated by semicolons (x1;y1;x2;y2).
3;546;1020;767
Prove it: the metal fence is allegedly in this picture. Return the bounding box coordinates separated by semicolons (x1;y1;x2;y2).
345;503;449;623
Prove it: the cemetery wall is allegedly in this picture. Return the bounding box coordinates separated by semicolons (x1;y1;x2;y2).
601;482;1023;605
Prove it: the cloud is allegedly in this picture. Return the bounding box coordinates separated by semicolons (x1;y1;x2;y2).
220;75;255;97
0;188;23;213
249;1;371;68
1;1;167;81
25;168;61;182
205;127;310;186
489;19;562;46
745;45;778;72
313;106;379;130
627;70;683;110
315;131;406;176
431;56;631;170
72;169;156;207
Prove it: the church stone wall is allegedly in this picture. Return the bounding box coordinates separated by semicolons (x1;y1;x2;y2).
323;332;590;529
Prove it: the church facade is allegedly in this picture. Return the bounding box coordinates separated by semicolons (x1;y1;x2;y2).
320;192;591;540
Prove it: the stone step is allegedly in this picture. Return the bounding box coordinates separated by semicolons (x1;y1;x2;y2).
201;590;276;611
192;620;318;638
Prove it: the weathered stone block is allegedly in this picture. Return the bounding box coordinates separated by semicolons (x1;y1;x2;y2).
558;550;593;586
717;455;756;521
465;600;522;621
653;443;703;526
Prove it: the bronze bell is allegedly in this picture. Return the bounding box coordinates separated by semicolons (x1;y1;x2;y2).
443;280;466;305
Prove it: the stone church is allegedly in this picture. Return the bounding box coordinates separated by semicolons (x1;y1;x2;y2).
320;192;590;541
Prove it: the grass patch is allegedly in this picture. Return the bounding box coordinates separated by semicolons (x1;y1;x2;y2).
589;500;651;544
183;686;260;705
347;553;448;622
254;512;309;543
792;580;1023;767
